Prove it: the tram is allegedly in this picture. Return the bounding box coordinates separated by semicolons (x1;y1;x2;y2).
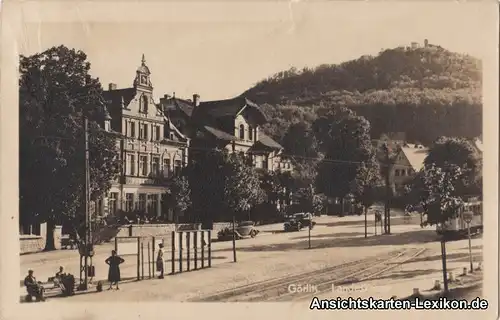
436;198;483;238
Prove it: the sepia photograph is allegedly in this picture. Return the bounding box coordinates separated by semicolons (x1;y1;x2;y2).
0;1;498;319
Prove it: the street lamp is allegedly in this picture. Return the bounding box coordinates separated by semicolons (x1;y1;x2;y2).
463;211;474;273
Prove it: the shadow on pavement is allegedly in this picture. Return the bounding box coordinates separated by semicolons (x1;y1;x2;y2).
401;252;483;265
291;232;366;240
213;230;441;253
317;216;421;228
355;268;444;284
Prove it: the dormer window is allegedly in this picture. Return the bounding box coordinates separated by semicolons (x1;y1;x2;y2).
239;124;245;140
141;95;148;113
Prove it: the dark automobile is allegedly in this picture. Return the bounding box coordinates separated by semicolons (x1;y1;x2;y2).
217;221;259;241
284;213;316;232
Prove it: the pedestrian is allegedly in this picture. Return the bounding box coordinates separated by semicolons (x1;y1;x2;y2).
156;243;164;279
105;250;125;290
24;269;45;302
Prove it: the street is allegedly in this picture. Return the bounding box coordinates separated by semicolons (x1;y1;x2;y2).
20;213;483;302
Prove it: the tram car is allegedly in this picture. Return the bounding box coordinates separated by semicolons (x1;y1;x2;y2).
436;199;483;238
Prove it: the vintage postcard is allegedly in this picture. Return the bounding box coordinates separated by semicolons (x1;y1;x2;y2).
1;1;498;319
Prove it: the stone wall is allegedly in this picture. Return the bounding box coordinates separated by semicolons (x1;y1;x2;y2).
20;235;45;254
19;223;63;254
115;223;203;238
113;223;231;240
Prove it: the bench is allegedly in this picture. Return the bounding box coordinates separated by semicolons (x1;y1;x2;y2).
61;236;78;250
41;276;77;296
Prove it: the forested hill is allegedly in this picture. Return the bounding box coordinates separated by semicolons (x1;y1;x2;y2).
241;42;483;146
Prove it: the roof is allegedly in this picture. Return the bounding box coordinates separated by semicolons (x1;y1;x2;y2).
137;54;151;74
192;96;267;124
400;146;428;171
203;126;239;141
472;138;483;153
249;133;283;152
102;88;136;112
258;133;283;150
162;98;194;117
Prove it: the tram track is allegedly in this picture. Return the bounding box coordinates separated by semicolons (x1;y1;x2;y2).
192;247;426;302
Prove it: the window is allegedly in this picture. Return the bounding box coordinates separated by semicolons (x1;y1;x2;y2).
395;169;400;176
141;95;148;113
262;157;268;169
401;169;406;176
139;155;148;176
161;194;168;219
130;122;136;138
147;194;158;216
137;194;146;211
108;192;118;215
155;126;161;140
127;154;136;175
125;193;134;212
163;159;171;177
248;126;254;141
174;160;182;175
139;123;148;140
152;157;160;176
239;124;245;139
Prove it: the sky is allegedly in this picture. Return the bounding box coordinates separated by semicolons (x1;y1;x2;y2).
16;1;497;101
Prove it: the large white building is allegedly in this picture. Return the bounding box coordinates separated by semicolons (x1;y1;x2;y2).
99;55;189;221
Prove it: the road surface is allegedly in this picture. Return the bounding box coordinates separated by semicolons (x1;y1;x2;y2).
19;213;483;302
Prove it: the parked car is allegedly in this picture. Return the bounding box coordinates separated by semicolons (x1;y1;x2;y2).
217;221;260;241
284;213;316;232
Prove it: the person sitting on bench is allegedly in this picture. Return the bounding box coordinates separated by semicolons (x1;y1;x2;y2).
55;266;75;296
24;270;45;302
53;266;66;291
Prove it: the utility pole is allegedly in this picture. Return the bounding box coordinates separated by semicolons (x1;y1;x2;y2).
232;215;237;262
383;143;391;234
84;116;91;288
79;116;92;290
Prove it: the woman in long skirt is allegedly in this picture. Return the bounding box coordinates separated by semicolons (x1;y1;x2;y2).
156;243;165;279
105;250;125;290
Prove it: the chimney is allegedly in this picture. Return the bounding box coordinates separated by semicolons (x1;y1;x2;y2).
193;94;200;107
424;39;429;47
109;83;117;91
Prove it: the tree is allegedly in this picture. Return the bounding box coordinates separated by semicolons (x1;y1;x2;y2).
406;163;465;292
314;108;374;214
224;154;266;220
165;175;191;223
19;45;121;250
186;150;265;224
425;136;481;195
351;154;383;237
282;121;319;159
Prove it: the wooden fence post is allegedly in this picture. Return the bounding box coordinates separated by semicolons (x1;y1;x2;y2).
194;231;198;270
171;232;175;274
147;242;151;279
201;231;205;268
141;242;144;280
186;232;191;271
208;230;212;268
136;238;140;281
178;232;183;273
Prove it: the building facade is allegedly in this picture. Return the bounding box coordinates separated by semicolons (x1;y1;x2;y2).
159;94;294;172
390;144;428;195
100;55;189;221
